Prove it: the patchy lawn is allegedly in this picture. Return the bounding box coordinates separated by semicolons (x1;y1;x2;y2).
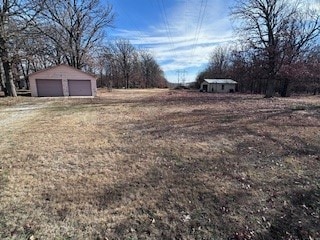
0;89;319;239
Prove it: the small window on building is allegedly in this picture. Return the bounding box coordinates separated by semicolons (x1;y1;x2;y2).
222;84;225;90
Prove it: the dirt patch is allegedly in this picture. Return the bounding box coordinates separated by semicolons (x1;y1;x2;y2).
0;90;319;239
0;102;50;149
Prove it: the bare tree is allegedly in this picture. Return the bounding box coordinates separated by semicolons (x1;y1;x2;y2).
97;46;117;89
279;4;320;96
36;0;114;69
195;46;233;88
98;41;167;89
232;0;320;97
0;0;43;96
0;0;13;96
139;50;163;88
112;39;136;89
208;46;232;78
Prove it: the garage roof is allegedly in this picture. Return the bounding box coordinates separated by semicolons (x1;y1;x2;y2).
204;79;237;84
28;64;97;79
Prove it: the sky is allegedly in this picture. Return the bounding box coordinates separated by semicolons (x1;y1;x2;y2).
103;0;320;84
103;0;236;83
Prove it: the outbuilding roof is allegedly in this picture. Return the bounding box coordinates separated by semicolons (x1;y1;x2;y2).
204;79;237;84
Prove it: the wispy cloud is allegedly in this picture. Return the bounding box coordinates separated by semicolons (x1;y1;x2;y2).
111;0;235;83
110;0;319;82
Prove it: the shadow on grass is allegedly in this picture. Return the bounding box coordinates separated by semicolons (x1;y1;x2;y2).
97;153;317;239
100;96;320;239
4;91;318;239
257;188;320;240
96;149;319;239
96;155;254;239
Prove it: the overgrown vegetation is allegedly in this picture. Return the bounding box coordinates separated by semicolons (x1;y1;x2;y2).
196;0;320;97
0;89;319;239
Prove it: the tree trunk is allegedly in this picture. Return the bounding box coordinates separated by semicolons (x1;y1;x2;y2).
108;78;112;91
280;78;291;97
125;73;129;89
265;53;276;98
2;60;17;97
0;1;17;97
0;62;7;95
265;78;275;98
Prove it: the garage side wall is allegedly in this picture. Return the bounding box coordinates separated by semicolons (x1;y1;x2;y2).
29;76;39;97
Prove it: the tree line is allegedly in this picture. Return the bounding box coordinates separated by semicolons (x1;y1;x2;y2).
196;0;320;97
96;39;167;89
0;0;167;97
2;0;319;97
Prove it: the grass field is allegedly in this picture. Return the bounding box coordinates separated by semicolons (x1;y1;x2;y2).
0;89;319;239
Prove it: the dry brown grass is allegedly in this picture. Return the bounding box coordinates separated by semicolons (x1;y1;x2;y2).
0;89;319;239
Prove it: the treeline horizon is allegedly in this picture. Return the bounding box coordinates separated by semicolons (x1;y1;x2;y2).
196;0;319;97
1;0;319;97
0;0;168;97
195;43;319;96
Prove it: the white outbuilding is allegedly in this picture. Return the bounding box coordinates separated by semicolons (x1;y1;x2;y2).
29;64;97;97
200;79;237;93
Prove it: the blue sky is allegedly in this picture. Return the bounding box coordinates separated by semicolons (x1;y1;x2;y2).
103;0;235;83
103;0;320;83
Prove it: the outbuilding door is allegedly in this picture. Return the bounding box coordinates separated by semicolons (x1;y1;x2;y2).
36;79;63;97
68;80;92;96
203;84;208;92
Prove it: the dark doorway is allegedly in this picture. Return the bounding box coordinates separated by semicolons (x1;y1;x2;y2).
203;84;208;92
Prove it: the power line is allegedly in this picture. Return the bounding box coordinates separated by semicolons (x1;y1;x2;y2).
190;0;208;62
156;0;179;59
112;3;149;46
188;0;204;58
192;0;207;56
184;0;189;34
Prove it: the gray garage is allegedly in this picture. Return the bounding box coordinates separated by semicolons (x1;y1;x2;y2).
36;79;63;97
68;80;92;96
29;65;97;97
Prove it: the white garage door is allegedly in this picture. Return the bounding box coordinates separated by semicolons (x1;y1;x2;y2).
68;80;92;96
36;79;63;97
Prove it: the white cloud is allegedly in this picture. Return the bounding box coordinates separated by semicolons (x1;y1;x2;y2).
111;0;235;83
